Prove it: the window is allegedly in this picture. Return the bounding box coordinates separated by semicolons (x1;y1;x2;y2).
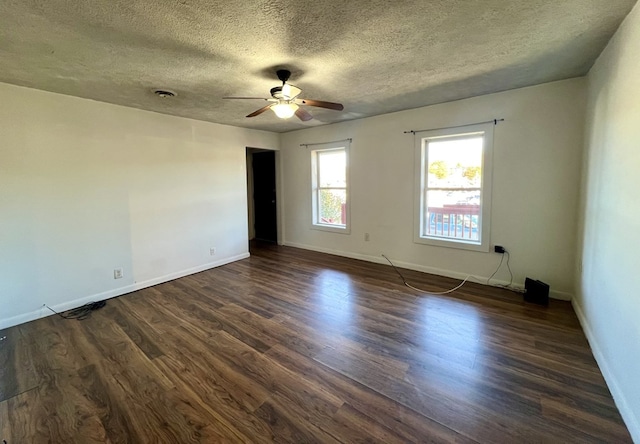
414;122;493;251
311;143;350;233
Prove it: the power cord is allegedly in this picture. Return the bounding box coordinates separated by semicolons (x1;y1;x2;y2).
44;301;107;320
488;250;522;292
487;251;505;284
505;251;514;286
382;254;474;295
383;251;522;295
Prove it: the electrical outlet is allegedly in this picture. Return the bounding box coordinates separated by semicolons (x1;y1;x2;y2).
364;233;370;241
210;247;216;256
494;245;506;254
114;268;124;279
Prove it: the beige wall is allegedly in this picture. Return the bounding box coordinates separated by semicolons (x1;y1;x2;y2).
281;79;586;299
576;2;640;440
0;82;278;328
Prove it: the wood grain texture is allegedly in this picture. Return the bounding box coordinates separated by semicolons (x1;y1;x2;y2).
0;241;632;442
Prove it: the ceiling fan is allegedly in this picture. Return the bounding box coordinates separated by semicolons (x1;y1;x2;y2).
223;69;344;121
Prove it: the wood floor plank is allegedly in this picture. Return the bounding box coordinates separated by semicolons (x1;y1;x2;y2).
75;363;140;444
0;328;20;403
144;387;246;443
1;242;632;443
9;320;115;443
75;314;174;402
254;395;342;444
265;344;476;444
158;330;271;412
0;388;37;443
540;396;631;442
105;303;165;360
207;330;345;415
153;354;271;442
155;282;274;353
329;402;416;444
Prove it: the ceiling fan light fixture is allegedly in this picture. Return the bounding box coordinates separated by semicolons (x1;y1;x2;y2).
271;102;298;119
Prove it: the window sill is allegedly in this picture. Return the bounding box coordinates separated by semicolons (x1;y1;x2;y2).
413;235;489;252
311;224;351;235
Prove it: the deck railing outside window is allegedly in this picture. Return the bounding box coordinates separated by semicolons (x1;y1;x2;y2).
426;204;480;240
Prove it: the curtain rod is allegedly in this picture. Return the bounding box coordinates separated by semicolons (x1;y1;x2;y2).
300;138;352;147
404;119;504;134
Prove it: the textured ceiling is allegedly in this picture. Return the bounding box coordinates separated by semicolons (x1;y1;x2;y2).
0;0;636;133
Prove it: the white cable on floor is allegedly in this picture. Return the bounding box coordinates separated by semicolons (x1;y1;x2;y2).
382;254;476;295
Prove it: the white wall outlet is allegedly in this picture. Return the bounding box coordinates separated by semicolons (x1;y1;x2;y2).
364;233;370;241
114;267;124;279
210;247;216;256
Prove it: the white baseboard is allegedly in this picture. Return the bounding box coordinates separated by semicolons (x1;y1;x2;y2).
572;299;640;443
0;253;249;330
283;241;572;300
549;289;573;301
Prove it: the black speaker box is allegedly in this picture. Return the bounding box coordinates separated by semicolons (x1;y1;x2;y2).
524;278;549;306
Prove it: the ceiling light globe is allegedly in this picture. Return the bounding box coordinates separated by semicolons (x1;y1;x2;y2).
272;103;298;119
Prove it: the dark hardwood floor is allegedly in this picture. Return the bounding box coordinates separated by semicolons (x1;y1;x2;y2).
0;242;632;443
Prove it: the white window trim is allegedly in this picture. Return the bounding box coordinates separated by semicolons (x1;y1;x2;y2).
413;122;494;252
310;141;351;234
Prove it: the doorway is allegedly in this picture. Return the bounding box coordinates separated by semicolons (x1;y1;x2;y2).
247;149;277;243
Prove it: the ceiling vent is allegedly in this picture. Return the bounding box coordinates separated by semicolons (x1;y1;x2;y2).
153;89;176;98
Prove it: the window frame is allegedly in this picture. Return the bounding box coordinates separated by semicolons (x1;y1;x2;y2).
413;122;494;252
310;142;351;234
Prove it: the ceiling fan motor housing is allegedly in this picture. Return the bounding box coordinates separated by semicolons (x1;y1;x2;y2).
276;69;291;83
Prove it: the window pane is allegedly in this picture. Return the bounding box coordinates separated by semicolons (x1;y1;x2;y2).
427;136;483;188
414;122;492;251
424;190;480;242
319;189;346;226
318;150;346;187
